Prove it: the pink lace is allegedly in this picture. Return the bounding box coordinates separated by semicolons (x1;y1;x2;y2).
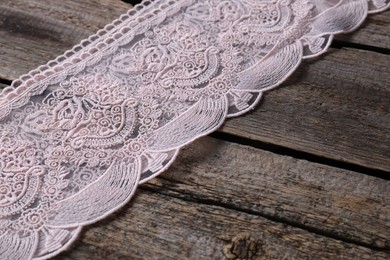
0;0;388;259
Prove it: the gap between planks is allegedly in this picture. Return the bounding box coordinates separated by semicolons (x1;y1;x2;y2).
331;40;390;56
210;132;390;181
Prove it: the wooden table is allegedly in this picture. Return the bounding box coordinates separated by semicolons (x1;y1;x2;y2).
0;1;389;259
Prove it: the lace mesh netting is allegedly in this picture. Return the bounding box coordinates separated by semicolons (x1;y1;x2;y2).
0;0;388;259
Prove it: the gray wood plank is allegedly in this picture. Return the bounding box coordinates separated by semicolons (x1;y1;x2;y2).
55;190;389;259
0;0;131;80
221;48;390;172
143;137;390;250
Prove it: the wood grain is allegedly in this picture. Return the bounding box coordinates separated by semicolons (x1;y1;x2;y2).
56;189;390;259
143;137;390;250
0;0;131;80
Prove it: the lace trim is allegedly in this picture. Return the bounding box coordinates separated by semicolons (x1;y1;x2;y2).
0;0;388;259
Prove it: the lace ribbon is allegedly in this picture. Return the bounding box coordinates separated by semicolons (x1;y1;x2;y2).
0;0;388;259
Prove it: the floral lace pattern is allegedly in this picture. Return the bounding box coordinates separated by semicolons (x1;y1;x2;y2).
0;0;388;259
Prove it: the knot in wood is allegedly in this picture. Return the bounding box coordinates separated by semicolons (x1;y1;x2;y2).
223;233;261;259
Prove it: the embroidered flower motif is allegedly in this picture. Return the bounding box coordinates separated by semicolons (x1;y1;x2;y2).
21;207;48;230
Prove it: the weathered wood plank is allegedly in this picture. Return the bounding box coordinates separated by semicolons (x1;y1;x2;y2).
142;137;390;250
56;191;389;259
221;48;390;172
0;0;131;80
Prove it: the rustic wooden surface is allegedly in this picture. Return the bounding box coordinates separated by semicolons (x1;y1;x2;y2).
0;0;389;259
